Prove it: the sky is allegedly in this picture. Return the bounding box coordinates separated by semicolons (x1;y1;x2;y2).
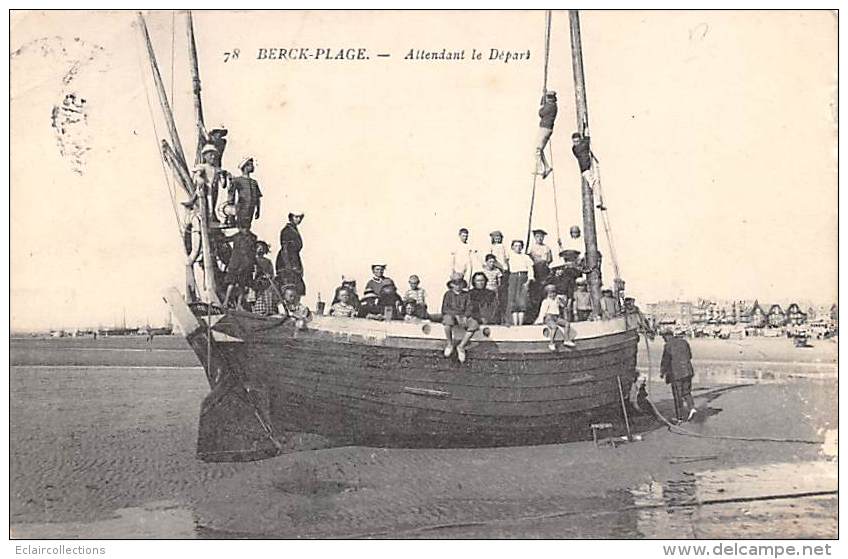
10;10;837;331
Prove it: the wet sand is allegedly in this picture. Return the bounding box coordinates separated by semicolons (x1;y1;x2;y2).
9;335;837;538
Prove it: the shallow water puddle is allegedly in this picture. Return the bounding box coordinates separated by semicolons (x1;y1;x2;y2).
10;500;197;539
631;461;837;539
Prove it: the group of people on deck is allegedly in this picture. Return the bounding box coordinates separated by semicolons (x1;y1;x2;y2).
181;124;308;318
181;109;629;361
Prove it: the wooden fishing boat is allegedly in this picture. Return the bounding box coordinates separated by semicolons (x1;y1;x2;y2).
142;10;642;461
166;292;640;460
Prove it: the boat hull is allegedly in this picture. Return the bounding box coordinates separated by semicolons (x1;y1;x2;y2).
165;290;640;460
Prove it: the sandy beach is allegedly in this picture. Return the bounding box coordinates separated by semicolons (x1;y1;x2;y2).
9;335;837;539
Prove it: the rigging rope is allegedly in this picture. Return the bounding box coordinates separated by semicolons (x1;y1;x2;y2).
542;10;552;94
547;139;563;249
526;9;554;251
133;18;184;239
591;157;622;280
524;172;538;251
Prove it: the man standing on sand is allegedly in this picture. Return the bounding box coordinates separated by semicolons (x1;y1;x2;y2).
660;330;698;423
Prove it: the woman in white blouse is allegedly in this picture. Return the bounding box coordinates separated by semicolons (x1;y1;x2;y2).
506;240;535;325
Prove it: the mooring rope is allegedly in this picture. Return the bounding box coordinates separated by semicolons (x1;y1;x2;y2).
641;339;822;445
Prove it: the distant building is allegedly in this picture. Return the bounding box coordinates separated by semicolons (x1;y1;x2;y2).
747;300;768;328
765;304;787;327
645;300;694;327
785;303;807;326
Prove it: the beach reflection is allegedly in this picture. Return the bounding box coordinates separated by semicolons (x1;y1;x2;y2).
631;461;837;539
10;501;197;539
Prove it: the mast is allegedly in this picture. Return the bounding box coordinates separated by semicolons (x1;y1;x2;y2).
183;11;220;305
186;11;206;164
137;13;189;169
137;11;220;305
568;10;603;317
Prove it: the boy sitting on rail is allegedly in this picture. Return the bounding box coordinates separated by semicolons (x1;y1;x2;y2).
441;272;478;363
535;284;577;351
280;284;312;329
404;275;429;318
329;288;358;318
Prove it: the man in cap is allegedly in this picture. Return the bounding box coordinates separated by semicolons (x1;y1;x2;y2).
536;90;558;179
488;230;510;323
624;297;654;339
358;288;384;320
527;228;554;322
228;157;263;229
600;288;620;320
187;143;230;226
556;249;586;320
276;211;306;296
199;123;228;166
528;229;553;271
441;272;478;363
660;330;698;423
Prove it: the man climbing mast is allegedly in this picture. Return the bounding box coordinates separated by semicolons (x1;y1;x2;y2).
535;90;558;179
568;10;603;317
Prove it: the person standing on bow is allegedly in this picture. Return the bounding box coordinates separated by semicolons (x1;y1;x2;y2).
527;228;554;323
276;211;306;296
198;123;228;166
228;157;262;229
450;227;478;283
506;239;535;326
536;90;558;179
186;144;229;227
222;224;257;309
488;230;510;323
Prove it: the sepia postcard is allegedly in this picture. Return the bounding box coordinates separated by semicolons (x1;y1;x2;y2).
8;8;838;548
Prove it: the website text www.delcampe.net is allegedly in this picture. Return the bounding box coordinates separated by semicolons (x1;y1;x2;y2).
663;543;833;558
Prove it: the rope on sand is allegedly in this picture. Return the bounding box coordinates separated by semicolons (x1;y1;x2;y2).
641;334;823;445
644;396;823;445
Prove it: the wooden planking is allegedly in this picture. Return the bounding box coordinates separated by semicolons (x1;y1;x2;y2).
240;330;638;378
231;338;637;396
242;345;636;404
265;387;631;443
266;372;629;418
